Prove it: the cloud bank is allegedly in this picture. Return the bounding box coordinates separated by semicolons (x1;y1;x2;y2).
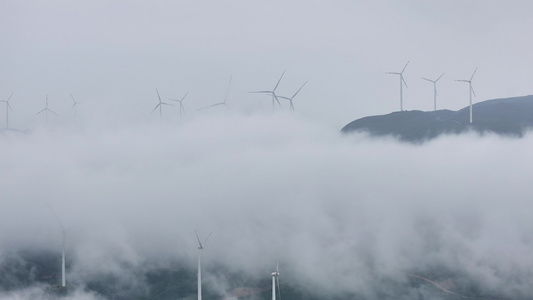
1;114;533;299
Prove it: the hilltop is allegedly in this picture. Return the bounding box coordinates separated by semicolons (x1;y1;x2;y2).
341;95;533;142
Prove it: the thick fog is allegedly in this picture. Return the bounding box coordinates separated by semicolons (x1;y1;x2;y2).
2;114;533;299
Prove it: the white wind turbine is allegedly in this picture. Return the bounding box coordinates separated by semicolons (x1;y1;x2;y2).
169;91;189;117
195;230;212;300
278;81;308;111
70;93;81;124
36;94;58;126
455;68;477;124
152;89;173;120
249;70;286;111
197;75;233;112
0;92;13;129
421;73;445;111
47;204;67;288
386;61;409;111
271;262;280;300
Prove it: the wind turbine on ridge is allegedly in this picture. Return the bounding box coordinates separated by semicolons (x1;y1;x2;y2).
196;230;212;300
196;75;233;111
70;93;81;124
152;89;173;120
455;68;477;124
386;61;409;111
0;92;13;129
421;73;445;111
36;94;58;126
271;262;281;300
169;91;189;117
278;81;308;112
249;70;286;111
47;204;67;288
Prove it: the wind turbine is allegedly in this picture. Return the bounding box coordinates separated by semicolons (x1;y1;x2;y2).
195;230;212;300
249;70;286;111
47;204;67;288
70;93;81;124
278;81;308;111
169;91;189;117
455;68;477;124
271;262;280;300
196;75;233;111
152;89;173;120
36;94;58;126
0;92;13;129
421;73;445;111
386;61;409;111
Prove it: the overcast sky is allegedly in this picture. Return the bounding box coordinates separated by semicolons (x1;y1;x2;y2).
2;2;533;299
1;1;533;129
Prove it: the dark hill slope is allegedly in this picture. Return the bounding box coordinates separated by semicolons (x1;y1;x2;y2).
341;95;533;142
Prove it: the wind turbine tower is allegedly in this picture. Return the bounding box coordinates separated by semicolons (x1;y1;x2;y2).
0;92;13;129
47;205;67;288
249;70;286;111
421;73;445;111
386;61;409;111
195;230;212;300
455;68;477;124
279;81;308;111
271;263;280;300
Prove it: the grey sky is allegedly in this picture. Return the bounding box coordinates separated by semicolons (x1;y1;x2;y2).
1;1;533;129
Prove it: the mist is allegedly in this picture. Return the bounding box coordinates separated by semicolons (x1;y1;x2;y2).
1;113;533;299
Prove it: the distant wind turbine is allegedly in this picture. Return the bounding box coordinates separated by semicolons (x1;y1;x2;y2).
36;94;58;126
152;89;173;120
169;92;189;117
271;262;280;300
278;81;308;111
249;70;286;111
455;68;477;124
196;230;212;300
0;92;13;129
197;75;233;111
421;73;445;111
386;61;409;111
70;93;81;124
47;204;67;288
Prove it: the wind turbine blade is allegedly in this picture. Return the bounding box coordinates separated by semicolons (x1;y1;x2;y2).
36;108;46;115
7;92;13;101
156;89;162;103
470;67;478;81
273;94;282;106
386;72;400;75
49;109;59;116
7;102;12;110
180;103;185;113
291;81;308;99
401;61;409;73
401;76;408;88
421;77;433;82
70;93;76;103
162;102;174;106
273;70;286;91
436;73;445;82
471;85;476;97
290;100;294;111
151;103;161;113
203;232;212;245
195;230;203;248
277;96;290;101
181;91;189;101
224;75;232;103
249;91;272;94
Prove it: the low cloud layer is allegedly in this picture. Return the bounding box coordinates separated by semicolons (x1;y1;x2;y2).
1;114;533;299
